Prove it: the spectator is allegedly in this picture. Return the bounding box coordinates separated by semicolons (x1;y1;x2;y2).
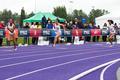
114;23;118;42
102;23;108;42
46;20;53;43
65;21;73;43
46;20;53;29
86;23;92;42
31;22;35;28
97;25;100;42
37;22;42;29
84;23;92;42
92;24;97;42
42;16;47;28
32;22;40;45
0;21;5;46
23;22;30;45
78;20;84;29
72;21;79;29
68;21;73;29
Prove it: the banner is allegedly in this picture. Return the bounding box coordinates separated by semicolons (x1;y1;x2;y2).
82;29;91;36
42;29;51;36
0;29;113;37
0;29;4;37
29;29;41;37
91;29;101;36
116;28;120;35
72;29;82;36
64;30;71;36
19;29;29;37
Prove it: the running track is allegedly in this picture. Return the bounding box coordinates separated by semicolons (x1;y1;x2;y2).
0;43;119;80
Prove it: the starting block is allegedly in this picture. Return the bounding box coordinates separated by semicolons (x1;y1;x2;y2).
74;36;84;45
116;35;120;44
38;37;49;46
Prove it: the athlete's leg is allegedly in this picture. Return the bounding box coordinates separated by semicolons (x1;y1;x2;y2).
53;32;61;47
109;34;114;46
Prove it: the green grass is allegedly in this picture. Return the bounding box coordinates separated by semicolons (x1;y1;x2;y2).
2;37;32;46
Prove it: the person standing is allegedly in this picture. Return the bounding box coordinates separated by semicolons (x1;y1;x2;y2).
0;21;5;46
46;20;53;43
42;16;47;29
97;25;100;42
66;21;73;43
114;23;118;42
23;22;30;45
102;23;108;42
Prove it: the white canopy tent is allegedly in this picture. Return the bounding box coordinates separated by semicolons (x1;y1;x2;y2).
95;12;120;28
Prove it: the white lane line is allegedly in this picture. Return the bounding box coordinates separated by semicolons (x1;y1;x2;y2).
0;48;118;69
0;45;112;56
5;53;120;80
0;49;61;56
100;61;120;80
0;48;111;61
69;59;120;80
1;50;14;52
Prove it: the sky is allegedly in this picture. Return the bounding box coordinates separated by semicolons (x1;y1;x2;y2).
0;0;120;14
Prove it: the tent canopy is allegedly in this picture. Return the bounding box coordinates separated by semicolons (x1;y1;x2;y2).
95;12;120;28
23;12;65;22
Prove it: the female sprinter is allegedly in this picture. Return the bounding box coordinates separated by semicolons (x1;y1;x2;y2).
53;20;65;47
6;19;18;50
108;20;115;47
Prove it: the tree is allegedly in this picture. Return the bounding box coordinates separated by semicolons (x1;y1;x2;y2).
67;14;74;21
20;7;26;27
72;9;88;20
27;12;34;18
71;9;88;23
1;9;13;24
12;13;20;24
53;6;67;20
89;9;109;23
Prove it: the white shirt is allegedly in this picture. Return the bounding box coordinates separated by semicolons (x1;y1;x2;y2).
109;24;115;33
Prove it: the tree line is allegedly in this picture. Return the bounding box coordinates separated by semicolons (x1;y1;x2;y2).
53;6;109;23
0;6;109;26
0;7;34;26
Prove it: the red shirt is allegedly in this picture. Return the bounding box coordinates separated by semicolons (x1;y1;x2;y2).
0;23;4;29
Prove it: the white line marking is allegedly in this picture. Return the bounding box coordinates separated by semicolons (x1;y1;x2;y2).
0;45;112;56
69;59;120;80
0;48;111;61
1;50;14;52
0;49;60;56
5;53;120;80
0;48;118;68
100;61;119;80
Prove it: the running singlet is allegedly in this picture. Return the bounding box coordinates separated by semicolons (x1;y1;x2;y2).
109;24;115;34
53;24;61;34
7;23;15;32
